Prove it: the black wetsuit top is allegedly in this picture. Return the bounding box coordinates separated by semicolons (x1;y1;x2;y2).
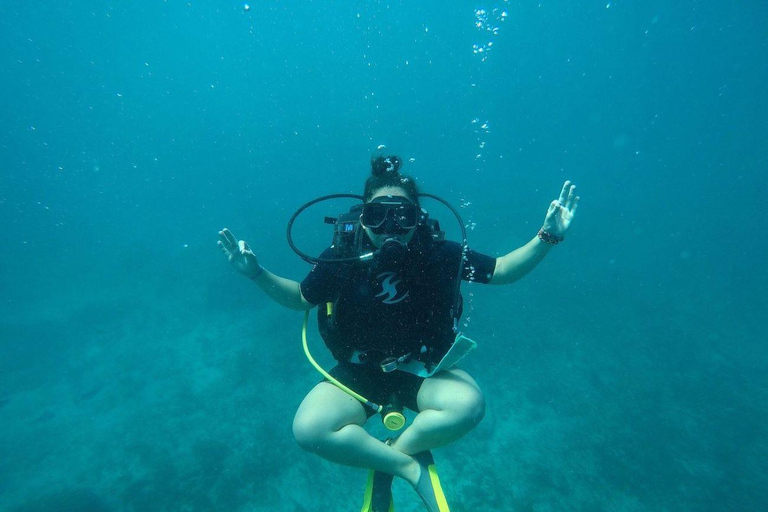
300;238;496;363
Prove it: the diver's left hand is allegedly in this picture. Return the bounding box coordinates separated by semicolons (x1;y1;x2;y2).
541;180;579;238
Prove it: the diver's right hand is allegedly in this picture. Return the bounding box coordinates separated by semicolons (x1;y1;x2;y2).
218;228;263;279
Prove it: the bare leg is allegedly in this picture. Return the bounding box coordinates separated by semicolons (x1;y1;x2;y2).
389;368;486;457
293;382;419;481
293;369;485;486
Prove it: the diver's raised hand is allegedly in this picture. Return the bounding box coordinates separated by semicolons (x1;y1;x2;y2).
541;181;579;239
218;228;263;279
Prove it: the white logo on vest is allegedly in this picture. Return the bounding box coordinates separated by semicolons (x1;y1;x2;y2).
375;272;409;304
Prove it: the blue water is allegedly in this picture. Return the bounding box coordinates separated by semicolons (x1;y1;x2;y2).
1;1;766;511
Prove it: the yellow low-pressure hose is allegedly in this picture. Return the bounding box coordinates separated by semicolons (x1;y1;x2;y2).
302;310;383;414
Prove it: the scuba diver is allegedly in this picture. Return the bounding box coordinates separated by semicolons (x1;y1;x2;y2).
218;153;579;512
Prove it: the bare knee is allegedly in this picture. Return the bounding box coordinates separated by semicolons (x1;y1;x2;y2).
418;369;486;430
292;383;366;453
471;391;486;425
292;411;330;453
455;388;486;428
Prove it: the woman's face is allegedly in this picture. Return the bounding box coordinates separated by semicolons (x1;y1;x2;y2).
363;186;418;248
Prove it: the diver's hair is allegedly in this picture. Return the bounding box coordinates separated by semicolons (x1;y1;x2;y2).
363;154;420;204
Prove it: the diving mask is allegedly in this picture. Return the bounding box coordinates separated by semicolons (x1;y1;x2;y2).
361;196;420;233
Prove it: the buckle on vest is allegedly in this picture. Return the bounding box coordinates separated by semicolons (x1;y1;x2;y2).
378;357;398;372
379;352;411;373
350;350;413;372
378;353;412;372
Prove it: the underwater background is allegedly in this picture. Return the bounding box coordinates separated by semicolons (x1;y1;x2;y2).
1;1;766;511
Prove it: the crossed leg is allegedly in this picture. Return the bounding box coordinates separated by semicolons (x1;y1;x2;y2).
292;368;485;484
